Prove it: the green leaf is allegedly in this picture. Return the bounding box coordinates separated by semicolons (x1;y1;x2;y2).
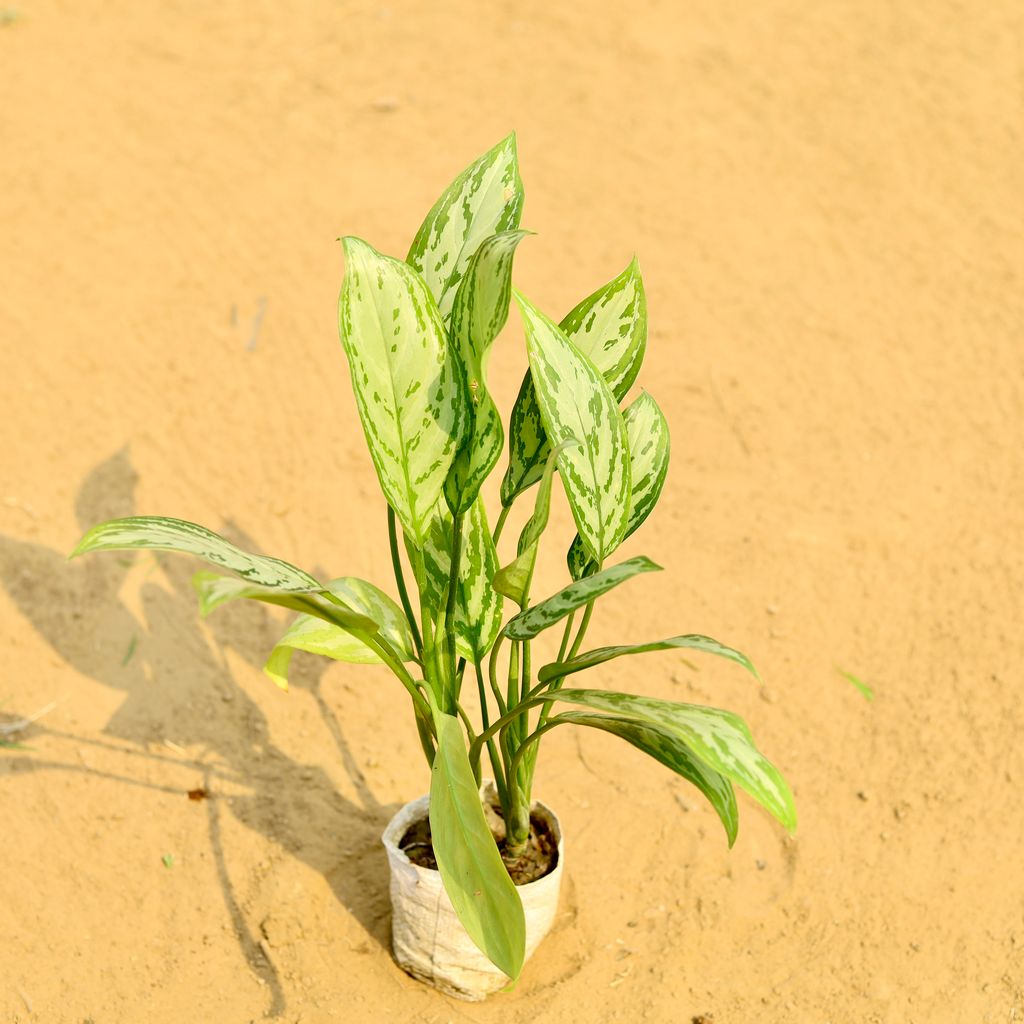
411;497;503;663
557;711;739;845
502;257;647;506
504;556;661;641
255;577;417;689
71;516;320;590
568;391;670;579
190;572;378;631
514;290;630;564
430;712;525;979
837;667;874;701
493;440;579;607
444;230;530;513
539;634;758;685
551;689;796;833
407;134;524;322
339;237;469;548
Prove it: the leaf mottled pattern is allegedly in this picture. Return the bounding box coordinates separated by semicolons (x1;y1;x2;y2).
406;134;524;322
339;237;467;548
514;290;630;564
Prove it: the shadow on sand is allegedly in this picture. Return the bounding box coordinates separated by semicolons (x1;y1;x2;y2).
0;449;402;1019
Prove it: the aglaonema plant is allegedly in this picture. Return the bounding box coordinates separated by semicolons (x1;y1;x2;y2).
71;134;796;983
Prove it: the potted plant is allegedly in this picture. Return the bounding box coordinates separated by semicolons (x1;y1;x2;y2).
71;135;796;1001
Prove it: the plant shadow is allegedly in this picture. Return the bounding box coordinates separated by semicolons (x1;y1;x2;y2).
0;449;402;1019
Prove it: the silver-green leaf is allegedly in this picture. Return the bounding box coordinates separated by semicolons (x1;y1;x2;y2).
71;516;320;590
502;257;647;506
514;290;630;564
407;134;524;322
339;237;468;548
444;230;530;513
256;577;418;690
504;556;661;641
411;497;503;663
551;689;796;833
430;712;526;979
539;634;758;685
568;391;670;579
492;440;579;608
557;711;739;846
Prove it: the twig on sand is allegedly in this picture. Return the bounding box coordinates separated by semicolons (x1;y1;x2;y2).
0;698;62;736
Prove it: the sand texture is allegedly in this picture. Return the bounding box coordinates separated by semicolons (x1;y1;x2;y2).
2;2;1023;1022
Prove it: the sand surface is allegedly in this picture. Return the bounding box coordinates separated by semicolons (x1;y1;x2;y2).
2;3;1023;1021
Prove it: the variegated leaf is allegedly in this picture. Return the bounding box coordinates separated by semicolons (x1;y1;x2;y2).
411;497;503;663
189;572;379;635
71;516;320;590
514;290;630;564
502;258;647;505
492;440;579;607
339;237;468;548
258;577;418;690
430;711;526;978
557;711;739;845
551;689;796;832
445;230;530;513
504;556;661;641
538;633;758;685
569;391;670;579
407;134;524;322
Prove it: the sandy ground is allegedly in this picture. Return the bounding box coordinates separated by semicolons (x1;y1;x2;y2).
2;2;1023;1021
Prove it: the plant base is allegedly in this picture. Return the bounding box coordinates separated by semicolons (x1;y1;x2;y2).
381;783;564;1001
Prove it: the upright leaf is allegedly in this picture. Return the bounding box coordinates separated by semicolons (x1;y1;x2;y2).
539;634;758;685
492;440;579;607
445;230;530;513
411;498;503;663
551;689;796;832
430;712;526;979
502;258;647;505
568;391;670;579
514;290;631;564
339;237;468;548
557;711;739;845
71;516;320;590
407;134;524;322
504;556;661;641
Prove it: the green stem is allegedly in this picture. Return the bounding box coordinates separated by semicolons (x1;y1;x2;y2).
387;505;422;656
567;601;595;660
443;512;465;674
474;659;508;805
469;692;549;766
487;633;508;716
557;611;576;663
492;503;511;546
510;717;566;780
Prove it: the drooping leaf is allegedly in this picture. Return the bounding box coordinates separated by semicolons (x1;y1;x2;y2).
538;634;758;685
514;290;630;564
550;689;796;832
568;391;670;579
445;230;530;513
339;237;468;548
407;134;524;322
71;516;320;590
429;712;526;979
189;573;378;633
492;440;579;607
502;258;647;505
251;577;418;689
504;556;661;641
410;497;503;663
557;711;739;845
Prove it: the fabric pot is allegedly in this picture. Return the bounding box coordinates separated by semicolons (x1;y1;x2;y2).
381;783;564;1001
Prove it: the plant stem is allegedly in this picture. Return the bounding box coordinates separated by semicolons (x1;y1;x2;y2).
474;658;508;805
556;611;576;663
509;717;566;780
443;512;464;675
492;503;511;546
387;505;422;656
468;692;548;766
567;600;595;660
